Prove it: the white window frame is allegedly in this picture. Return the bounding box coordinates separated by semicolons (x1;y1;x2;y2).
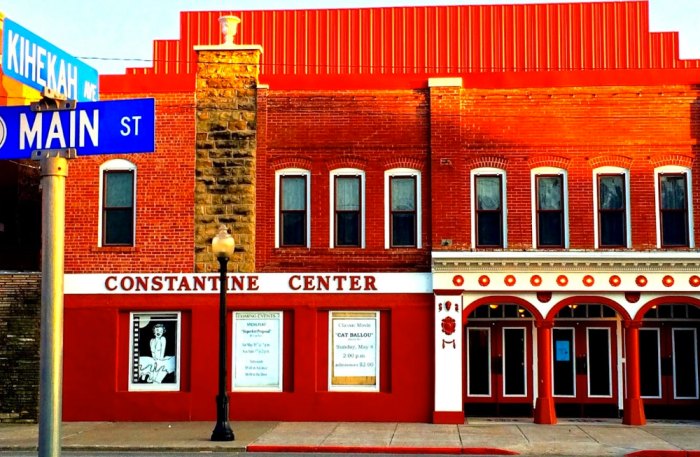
384;168;422;249
275;168;311;248
329;168;365;249
466;327;492;397
471;168;507;249
531;167;569;249
587;327;613;398
654;166;694;248
593;167;631;249
98;159;136;247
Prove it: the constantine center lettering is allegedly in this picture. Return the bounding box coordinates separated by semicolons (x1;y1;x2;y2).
19;110;99;150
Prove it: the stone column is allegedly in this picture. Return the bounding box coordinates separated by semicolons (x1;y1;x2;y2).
194;42;263;273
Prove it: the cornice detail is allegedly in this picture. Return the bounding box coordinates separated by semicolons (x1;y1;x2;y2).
432;251;700;273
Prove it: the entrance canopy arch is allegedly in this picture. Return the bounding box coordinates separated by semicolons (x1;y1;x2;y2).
464;296;544;324
546;296;631;322
634;296;700;322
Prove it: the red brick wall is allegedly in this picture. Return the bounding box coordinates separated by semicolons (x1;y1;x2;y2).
63;82;699;273
257;89;432;272
430;84;700;251
64;91;195;273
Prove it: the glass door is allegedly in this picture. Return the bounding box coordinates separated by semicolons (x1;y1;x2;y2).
467;327;491;397
553;328;575;397
673;328;699;400
502;327;527;398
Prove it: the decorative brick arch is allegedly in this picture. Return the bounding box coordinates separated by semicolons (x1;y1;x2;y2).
466;155;508;170
382;156;425;172
546;296;631;321
463;296;544;324
588;154;633;170
326;155;368;171
633;296;700;322
527;155;570;170
269;157;313;171
650;154;694;169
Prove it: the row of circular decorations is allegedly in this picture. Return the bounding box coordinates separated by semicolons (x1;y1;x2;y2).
451;274;700;288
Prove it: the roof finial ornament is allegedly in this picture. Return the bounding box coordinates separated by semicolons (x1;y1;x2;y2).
219;15;241;45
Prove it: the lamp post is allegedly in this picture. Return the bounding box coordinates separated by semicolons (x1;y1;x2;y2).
211;225;235;441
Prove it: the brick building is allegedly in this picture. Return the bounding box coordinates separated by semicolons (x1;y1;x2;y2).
60;1;699;424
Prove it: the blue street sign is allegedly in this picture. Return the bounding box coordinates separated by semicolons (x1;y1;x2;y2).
2;17;99;101
0;98;155;159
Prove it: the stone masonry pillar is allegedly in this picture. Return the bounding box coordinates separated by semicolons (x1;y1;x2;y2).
194;36;263;273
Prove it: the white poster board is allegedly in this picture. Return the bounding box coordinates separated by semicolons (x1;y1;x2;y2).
329;311;379;391
232;311;283;391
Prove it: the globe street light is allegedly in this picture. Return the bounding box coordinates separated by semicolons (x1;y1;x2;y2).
211;224;235;441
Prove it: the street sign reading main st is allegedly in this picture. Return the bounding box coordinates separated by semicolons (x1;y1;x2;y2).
0;98;155;159
2;17;100;101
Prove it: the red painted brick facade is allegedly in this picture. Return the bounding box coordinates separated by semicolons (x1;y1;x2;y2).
55;2;700;423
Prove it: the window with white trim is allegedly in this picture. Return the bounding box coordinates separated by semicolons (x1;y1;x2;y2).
655;166;694;248
99;159;136;246
471;168;507;248
531;168;568;249
384;168;421;248
593;167;630;248
275;168;310;248
330;169;365;248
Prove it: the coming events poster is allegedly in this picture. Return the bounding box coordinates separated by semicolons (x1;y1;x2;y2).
129;312;181;391
329;311;379;391
232;311;283;391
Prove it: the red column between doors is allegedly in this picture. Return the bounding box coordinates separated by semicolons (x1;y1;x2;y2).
534;320;557;424
623;321;646;425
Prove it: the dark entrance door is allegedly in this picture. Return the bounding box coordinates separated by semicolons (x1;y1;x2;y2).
552;317;619;417
465;306;534;417
640;306;700;419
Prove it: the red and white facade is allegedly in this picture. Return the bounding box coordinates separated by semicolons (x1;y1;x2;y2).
60;1;700;424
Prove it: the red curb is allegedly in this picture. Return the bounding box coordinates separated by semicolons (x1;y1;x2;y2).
247;445;518;455
626;451;697;457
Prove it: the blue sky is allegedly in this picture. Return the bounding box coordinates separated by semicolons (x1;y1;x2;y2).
2;0;699;75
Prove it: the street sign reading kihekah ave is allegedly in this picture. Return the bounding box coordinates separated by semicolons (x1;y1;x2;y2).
0;98;155;159
2;17;100;101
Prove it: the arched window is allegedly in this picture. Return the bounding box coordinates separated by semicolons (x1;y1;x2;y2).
384;168;421;248
275;168;311;248
99;159;136;246
330;168;365;248
471;168;507;248
655;166;694;248
593;167;630;248
531;167;568;249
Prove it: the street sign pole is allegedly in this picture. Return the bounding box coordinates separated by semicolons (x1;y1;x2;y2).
33;94;77;457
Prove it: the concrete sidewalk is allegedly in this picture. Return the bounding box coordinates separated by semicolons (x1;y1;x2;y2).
0;419;699;455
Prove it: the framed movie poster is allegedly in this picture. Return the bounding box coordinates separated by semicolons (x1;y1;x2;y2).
329;311;379;391
129;312;181;391
232;311;283;391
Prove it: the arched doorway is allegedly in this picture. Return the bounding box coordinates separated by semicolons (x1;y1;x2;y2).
464;301;538;417
636;300;700;419
549;302;626;418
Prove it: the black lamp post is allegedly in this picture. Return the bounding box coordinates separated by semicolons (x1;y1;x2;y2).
211;225;235;441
